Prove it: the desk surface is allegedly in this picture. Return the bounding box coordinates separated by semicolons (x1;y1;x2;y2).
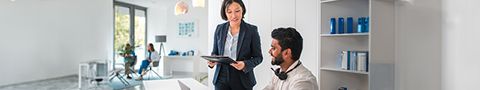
143;78;208;90
163;56;199;60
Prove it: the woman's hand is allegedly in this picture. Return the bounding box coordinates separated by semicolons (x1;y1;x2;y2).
207;61;217;69
230;61;245;71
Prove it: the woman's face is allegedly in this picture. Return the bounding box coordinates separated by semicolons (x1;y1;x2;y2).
225;2;243;26
147;45;152;51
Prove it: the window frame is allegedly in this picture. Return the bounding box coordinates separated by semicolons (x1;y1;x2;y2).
113;1;148;63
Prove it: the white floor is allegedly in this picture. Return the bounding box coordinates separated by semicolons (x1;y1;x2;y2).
0;71;203;90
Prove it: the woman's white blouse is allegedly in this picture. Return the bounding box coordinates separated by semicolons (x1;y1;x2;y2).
223;27;239;60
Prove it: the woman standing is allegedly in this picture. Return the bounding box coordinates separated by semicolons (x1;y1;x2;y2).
207;0;263;90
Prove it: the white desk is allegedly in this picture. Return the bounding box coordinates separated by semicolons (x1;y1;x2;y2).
162;56;207;78
143;78;208;90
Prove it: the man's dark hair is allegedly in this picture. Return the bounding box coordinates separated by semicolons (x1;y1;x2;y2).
220;0;246;21
271;27;303;60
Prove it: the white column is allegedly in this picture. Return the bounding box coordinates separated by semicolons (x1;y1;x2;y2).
442;0;480;89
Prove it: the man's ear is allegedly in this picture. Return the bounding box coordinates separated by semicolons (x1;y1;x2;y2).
282;48;292;59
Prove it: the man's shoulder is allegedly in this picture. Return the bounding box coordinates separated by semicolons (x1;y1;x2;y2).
292;65;317;80
289;65;319;90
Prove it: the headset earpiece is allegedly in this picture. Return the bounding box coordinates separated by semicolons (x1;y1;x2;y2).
277;71;288;80
271;62;302;80
273;68;288;80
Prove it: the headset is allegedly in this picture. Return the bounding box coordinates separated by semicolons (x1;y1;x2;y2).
271;62;302;80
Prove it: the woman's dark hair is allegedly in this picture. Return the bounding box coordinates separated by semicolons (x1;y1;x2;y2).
148;43;155;52
220;0;246;21
271;27;303;60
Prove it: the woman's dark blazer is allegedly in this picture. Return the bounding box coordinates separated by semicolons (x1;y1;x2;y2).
211;20;263;88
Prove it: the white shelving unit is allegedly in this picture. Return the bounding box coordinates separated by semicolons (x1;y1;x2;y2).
321;68;369;75
320;33;369;37
321;0;338;3
318;0;395;90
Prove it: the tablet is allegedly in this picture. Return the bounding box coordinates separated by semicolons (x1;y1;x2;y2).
201;56;236;64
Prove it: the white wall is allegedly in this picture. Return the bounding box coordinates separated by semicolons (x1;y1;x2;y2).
295;0;320;80
163;0;208;55
394;0;442;90
245;0;274;89
442;0;480;89
207;0;223;89
395;0;480;90
163;0;209;72
0;0;113;86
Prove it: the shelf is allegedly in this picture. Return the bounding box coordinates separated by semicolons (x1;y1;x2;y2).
321;33;369;37
321;0;338;3
321;68;369;75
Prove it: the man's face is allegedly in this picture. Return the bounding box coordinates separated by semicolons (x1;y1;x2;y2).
269;39;284;65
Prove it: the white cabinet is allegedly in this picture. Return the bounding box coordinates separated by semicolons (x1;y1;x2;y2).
162;56;207;79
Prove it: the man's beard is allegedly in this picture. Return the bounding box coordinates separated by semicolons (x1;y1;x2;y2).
271;53;284;65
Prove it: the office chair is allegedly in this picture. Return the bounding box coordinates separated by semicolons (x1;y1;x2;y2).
109;64;130;86
144;60;162;80
108;56;137;86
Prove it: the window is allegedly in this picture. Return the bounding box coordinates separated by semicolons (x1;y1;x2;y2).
114;1;147;69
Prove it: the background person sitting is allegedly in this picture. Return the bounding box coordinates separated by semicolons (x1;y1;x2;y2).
136;43;159;80
121;43;136;79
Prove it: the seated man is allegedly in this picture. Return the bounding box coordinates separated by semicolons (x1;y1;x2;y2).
122;43;136;79
263;27;319;90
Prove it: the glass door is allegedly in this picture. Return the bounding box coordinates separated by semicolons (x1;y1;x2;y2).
114;5;131;64
133;9;147;69
114;2;147;69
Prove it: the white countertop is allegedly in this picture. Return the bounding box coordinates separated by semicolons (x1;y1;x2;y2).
143;78;208;90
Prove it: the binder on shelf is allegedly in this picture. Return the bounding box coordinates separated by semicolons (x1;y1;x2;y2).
357;17;364;33
347;17;354;33
330;18;337;34
341;51;349;70
339;50;369;72
347;51;351;70
338;17;345;34
357;52;368;72
364;17;369;33
350;51;357;71
337;52;343;69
